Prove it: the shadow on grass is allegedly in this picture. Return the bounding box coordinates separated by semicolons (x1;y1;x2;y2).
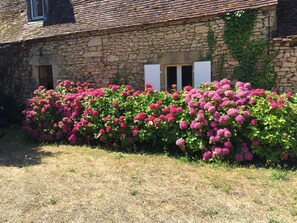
97;142;297;171
0;127;53;168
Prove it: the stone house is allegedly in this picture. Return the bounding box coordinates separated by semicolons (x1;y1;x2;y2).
0;0;296;100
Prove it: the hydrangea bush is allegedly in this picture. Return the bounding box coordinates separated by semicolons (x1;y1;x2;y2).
23;79;297;163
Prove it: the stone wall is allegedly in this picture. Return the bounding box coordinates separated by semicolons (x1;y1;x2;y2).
273;38;297;92
0;6;277;99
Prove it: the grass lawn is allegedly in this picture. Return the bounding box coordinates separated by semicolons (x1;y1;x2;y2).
0;127;297;223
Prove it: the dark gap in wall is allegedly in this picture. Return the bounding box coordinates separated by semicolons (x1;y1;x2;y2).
275;0;297;37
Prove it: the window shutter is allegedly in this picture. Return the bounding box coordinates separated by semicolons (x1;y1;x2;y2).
194;61;211;88
144;64;161;91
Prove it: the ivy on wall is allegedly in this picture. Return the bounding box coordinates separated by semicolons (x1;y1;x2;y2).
199;24;217;62
222;10;276;90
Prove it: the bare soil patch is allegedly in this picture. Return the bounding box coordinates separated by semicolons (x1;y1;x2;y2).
0;128;296;223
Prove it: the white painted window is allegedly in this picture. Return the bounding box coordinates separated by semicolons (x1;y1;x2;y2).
30;0;44;20
166;65;193;90
144;64;161;91
193;61;211;88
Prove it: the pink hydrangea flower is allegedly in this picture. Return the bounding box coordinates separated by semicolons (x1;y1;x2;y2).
224;129;232;138
252;140;260;146
176;138;185;147
106;126;112;132
204;102;213;110
208;106;216;113
235;115;245;125
236;81;244;88
203;151;213;160
162;107;169;113
285;92;292;98
210;121;217;128
225;90;235;98
222;148;230;155
179;121;188;130
219;79;231;85
214;147;223;156
92;110;98;116
224;141;233;148
234;153;243;162
189;107;196;115
218;115;230;125
227;108;239;117
244;152;253;161
251;119;258;125
132;130;139;136
184;86;192;91
172;92;179;100
244;82;251;90
120;122;126;128
270;101;278;109
190;121;201;129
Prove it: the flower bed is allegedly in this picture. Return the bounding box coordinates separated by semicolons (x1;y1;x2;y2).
23;79;297;163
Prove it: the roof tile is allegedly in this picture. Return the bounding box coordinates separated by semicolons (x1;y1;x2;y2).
0;0;277;44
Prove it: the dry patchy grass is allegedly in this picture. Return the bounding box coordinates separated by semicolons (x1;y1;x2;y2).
0;127;297;223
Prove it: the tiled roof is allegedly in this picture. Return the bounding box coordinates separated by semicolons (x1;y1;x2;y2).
0;0;278;44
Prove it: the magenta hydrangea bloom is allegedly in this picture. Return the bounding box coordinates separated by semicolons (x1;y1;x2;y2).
222;148;230;155
132;130;139;136
172;92;180;100
218;115;230;125
189;107;196;115
203;151;213;160
188;101;198;107
106;126;112;132
235;81;244;88
224;141;233;148
285;92;292;98
176;138;185;147
270;101;278;109
244;152;253;161
244;82;251;90
227;108;239;117
219;79;231;85
190;121;201;129
252;140;260;146
241;147;249;153
204;102;212;110
184;86;192;91
251;119;258;125
225;90;235;98
234;153;243;162
223;129;232;138
179;121;188;130
208;106;216;113
212;94;222;101
214;147;224;156
235;115;245;125
210;121;217;128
